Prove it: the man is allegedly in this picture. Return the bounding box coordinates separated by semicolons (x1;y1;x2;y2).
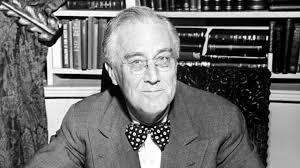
26;6;264;168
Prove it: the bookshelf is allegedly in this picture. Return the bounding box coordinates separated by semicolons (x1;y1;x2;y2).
45;8;300;100
54;9;300;18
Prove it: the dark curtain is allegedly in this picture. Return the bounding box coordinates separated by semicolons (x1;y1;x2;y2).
177;65;271;167
0;2;50;167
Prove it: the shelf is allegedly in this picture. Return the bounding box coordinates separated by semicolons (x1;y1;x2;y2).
44;86;100;98
271;73;300;79
175;25;269;30
54;9;300;18
52;68;102;75
158;11;300;18
44;86;300;102
270;90;300;102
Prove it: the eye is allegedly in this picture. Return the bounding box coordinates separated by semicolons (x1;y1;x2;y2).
156;56;171;64
129;59;144;65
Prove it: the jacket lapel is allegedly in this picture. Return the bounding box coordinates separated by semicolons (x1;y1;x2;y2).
96;96;140;168
161;87;209;168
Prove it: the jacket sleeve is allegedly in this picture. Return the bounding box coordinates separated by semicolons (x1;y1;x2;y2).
216;106;265;168
25;104;86;168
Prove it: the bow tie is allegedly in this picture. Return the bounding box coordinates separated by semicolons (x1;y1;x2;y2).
125;120;171;151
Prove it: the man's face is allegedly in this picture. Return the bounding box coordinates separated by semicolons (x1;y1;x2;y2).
108;22;177;123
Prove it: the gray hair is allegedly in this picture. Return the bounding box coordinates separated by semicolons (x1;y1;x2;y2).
102;6;180;65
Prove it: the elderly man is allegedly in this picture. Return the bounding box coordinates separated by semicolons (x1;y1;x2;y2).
26;6;264;168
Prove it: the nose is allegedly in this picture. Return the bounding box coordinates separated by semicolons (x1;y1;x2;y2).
143;63;160;84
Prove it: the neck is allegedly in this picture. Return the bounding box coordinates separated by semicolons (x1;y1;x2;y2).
127;105;169;126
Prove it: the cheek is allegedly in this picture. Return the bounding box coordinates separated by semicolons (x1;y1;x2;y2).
122;72;143;97
163;72;177;97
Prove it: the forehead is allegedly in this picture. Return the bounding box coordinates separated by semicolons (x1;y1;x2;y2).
114;22;173;59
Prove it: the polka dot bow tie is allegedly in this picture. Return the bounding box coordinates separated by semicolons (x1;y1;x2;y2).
125;120;171;151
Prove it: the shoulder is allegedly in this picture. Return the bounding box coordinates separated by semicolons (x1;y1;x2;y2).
176;81;245;138
62;86;122;129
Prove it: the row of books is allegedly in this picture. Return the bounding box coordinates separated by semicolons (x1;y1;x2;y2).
177;27;269;67
67;0;126;10
61;18;107;70
65;0;300;11
270;19;300;74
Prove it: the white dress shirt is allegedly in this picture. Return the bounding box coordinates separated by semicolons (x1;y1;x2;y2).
132;115;168;168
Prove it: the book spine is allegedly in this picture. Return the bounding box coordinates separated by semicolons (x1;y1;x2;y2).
180;44;203;52
92;18;99;70
179;51;201;61
81;19;88;70
155;0;163;11
190;0;197;11
289;23;300;73
206;44;265;56
72;19;82;70
272;22;284;73
282;18;294;74
68;20;74;69
169;0;176;11
183;0;190;11
177;28;207;44
97;19;107;69
163;0;170;11
297;46;300;72
87;17;94;70
61;20;70;68
208;31;269;46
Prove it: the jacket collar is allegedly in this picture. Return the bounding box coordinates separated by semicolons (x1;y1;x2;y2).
96;82;208;167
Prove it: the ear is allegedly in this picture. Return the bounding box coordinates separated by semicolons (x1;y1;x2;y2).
104;63;118;86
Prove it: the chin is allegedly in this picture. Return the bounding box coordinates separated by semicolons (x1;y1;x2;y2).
141;102;168;115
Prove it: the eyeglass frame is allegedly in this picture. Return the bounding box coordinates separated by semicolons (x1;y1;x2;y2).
121;49;178;75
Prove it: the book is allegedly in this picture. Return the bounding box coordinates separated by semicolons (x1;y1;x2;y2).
181;44;203;52
97;19;107;69
72;19;82;70
268;0;300;10
208;29;269;46
163;0;170;11
61;20;70;68
206;44;266;56
297;46;300;72
289;22;300;73
155;0;163;11
179;51;201;61
190;0;198;11
87;17;94;70
92;18;99;70
169;0;176;11
272;21;284;73
177;27;207;44
282;18;294;74
67;0;126;10
179;51;267;63
81;19;88;70
68;20;74;69
247;0;268;10
201;0;247;11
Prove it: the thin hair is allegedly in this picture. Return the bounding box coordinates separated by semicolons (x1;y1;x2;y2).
102;6;180;65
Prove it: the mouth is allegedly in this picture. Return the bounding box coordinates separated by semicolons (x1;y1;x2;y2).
141;89;164;96
142;89;164;93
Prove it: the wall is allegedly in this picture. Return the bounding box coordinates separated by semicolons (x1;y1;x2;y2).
45;98;300;168
268;102;300;168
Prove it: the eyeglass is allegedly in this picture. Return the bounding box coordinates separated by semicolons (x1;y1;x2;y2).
122;55;177;74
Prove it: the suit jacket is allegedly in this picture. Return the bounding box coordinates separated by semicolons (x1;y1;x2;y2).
26;81;264;168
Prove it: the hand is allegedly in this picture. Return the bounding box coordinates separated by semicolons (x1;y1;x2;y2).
0;0;63;46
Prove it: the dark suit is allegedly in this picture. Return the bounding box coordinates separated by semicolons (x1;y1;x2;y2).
26;81;264;168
